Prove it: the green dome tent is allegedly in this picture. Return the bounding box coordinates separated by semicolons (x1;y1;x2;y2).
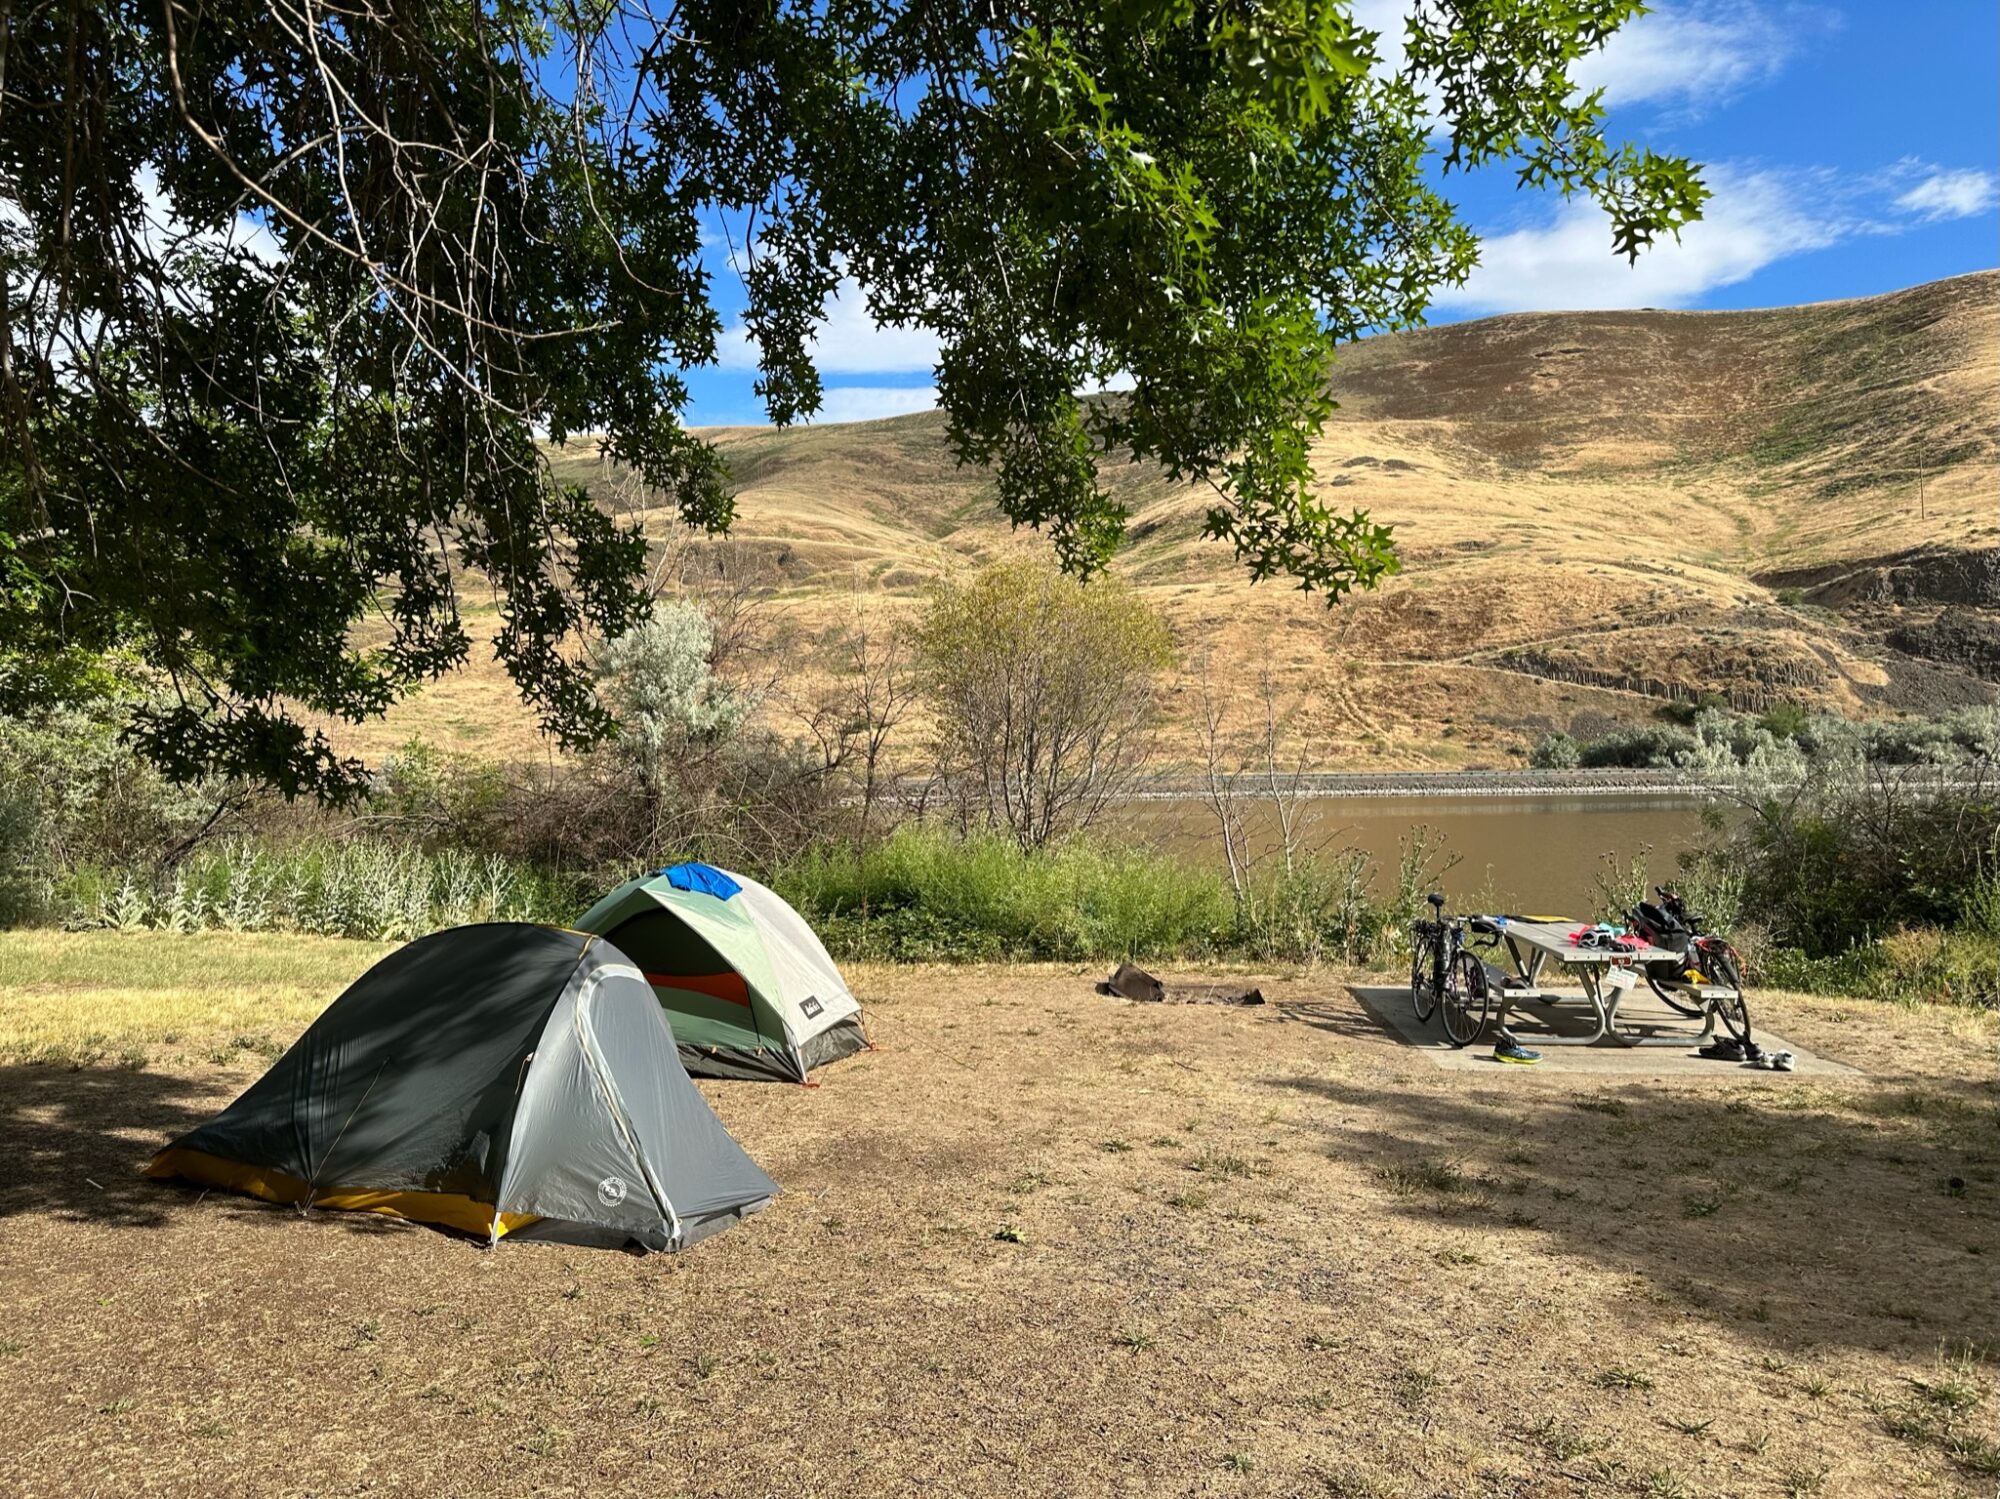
146;923;777;1251
577;863;868;1084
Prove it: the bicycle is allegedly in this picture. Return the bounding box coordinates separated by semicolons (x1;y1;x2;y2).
1409;892;1492;1047
1627;884;1752;1044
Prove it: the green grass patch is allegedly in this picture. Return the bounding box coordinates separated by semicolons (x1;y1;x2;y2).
0;929;389;1066
773;824;1235;963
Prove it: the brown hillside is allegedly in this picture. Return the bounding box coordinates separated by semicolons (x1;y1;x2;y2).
349;272;2000;769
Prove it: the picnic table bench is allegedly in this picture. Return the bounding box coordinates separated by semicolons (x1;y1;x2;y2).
1466;917;1742;1048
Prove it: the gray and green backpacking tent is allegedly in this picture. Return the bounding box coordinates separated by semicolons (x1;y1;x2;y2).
146;923;777;1251
577;862;867;1084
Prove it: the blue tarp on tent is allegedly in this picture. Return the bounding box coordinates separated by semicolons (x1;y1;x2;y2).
659;861;743;901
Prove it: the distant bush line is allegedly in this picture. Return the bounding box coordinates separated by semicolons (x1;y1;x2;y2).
1531;703;1996;774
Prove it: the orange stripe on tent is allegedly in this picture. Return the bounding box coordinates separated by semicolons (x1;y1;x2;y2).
144;1147;537;1239
644;970;752;1007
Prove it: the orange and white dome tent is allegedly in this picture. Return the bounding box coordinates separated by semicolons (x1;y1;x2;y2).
576;862;868;1084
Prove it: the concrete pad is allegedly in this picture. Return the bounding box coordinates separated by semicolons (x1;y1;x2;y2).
1345;985;1859;1077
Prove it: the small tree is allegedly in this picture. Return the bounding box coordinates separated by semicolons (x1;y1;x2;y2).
917;560;1172;849
1194;662;1378;964
792;585;916;852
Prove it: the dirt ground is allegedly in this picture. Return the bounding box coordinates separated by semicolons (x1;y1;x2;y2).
1;944;1996;1498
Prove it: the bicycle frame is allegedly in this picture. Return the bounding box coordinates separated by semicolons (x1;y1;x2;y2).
1411;899;1497;1045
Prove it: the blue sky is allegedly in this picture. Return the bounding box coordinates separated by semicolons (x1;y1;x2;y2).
681;1;1999;427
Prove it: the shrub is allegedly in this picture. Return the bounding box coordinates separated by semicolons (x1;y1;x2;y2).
1572;724;1697;769
597;601;760;857
1591;846;1654;924
1561;707;1998;775
1757;702;1811;741
600;603;754;769
1661;841;1746;933
1721;756;1999;956
1759;929;1999;1008
1369;825;1460;961
0;772;40;926
374;738;511;852
1530;732;1581;770
1655;692;1730;728
1234;849;1374;965
59;838;588;941
1960;872;2000;939
0;699;243;926
484;755;651;872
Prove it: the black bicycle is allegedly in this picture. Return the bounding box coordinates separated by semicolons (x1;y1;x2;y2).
1409;892;1492;1047
1627;885;1752;1044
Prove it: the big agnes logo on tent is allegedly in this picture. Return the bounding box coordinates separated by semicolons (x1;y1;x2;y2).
596;1176;628;1207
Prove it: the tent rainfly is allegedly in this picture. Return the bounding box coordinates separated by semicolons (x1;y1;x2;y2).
146;923;777;1250
576;862;867;1084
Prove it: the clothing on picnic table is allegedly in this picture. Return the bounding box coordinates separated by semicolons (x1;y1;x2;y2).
1568;924;1643;951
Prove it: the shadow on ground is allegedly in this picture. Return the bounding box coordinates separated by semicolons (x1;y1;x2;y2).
1273;997;1395;1044
1264;1065;1999;1357
0;1064;225;1227
0;1064;526;1243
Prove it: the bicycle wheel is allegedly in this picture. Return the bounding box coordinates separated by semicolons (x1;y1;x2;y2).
1701;943;1751;1043
1441;949;1490;1048
1645;964;1709;1018
1410;930;1438;1022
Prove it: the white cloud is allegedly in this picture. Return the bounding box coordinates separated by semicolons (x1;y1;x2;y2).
1573;3;1815;114
717;278;940;375
714;275;1131;421
136;164;282;265
1430;167;1854;313
1894;168;1999;223
806;385;939;424
1432;154;1999;315
1351;1;1817;118
1346;1;1415;76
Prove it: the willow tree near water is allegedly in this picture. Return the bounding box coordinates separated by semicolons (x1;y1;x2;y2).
917;558;1174;848
0;1;1707;799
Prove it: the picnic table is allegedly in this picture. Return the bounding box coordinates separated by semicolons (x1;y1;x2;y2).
1467;917;1739;1047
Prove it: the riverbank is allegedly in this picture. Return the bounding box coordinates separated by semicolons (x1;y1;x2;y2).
1103;766;1992;801
1114;767;1734;800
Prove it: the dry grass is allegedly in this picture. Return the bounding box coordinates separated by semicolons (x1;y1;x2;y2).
1;931;1996;1496
336;272;1999;769
0;930;394;1068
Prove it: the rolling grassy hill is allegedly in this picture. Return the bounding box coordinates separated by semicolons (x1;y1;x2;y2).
347;270;2000;770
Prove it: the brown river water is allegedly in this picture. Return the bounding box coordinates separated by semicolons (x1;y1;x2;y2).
1108;793;1717;919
